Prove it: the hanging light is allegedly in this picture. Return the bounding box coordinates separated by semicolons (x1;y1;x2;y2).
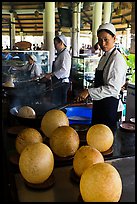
34;24;37;30
115;7;122;15
121;17;126;24
121;16;129;24
115;2;122;15
83;2;95;10
34;10;39;30
13;11;18;18
34;10;39;17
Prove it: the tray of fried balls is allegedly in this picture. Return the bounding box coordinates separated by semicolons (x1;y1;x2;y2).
18;142;55;189
11;108;80;189
40;109;80;166
8;125;55;189
69;124;122;202
70;123;115;183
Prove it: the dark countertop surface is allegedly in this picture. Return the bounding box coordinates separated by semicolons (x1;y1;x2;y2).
2;97;135;202
15;156;135;202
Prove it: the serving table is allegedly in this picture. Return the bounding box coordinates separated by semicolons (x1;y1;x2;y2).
2;98;135;202
13;156;135;202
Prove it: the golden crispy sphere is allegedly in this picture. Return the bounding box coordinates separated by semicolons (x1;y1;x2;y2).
41;109;69;138
86;124;114;152
15;128;43;154
3;81;15;87
49;126;80;157
17;106;36;118
19;143;54;184
73;145;104;177
80;162;122;202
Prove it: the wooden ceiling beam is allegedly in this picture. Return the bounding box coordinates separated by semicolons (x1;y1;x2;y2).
9;2;23;32
2;2;133;36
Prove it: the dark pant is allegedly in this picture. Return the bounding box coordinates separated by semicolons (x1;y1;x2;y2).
51;76;70;106
92;97;119;134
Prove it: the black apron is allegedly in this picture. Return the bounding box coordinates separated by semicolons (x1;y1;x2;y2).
52;48;66;74
92;48;119;134
25;64;34;79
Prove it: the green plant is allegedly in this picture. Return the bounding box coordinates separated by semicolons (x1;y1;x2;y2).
124;53;135;84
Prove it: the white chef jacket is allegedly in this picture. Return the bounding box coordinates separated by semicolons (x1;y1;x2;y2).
53;48;71;83
14;62;42;78
88;47;127;100
28;63;42;78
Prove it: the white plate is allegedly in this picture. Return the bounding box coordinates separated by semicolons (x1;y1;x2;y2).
120;122;135;131
130;118;135;123
68;116;90;121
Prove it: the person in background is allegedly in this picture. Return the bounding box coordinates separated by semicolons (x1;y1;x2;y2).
76;23;127;134
41;42;45;50
121;77;129;92
33;44;36;50
2;52;13;60
117;78;129;122
36;44;41;50
44;34;71;105
10;54;42;80
93;42;102;56
26;54;42;78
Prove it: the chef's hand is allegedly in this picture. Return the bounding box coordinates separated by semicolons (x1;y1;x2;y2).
44;73;53;80
75;88;89;103
8;66;15;72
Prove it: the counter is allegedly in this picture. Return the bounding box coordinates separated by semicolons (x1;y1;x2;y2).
2;97;135;202
14;156;135;202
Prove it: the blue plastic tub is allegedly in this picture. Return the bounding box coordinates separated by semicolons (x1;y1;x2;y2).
65;106;92;125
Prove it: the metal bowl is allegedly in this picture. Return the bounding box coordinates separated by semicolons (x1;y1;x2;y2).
10;105;42;127
10;102;67;128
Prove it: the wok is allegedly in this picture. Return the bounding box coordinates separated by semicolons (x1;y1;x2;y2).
2;72;68;98
2;77;48;97
10;103;67;128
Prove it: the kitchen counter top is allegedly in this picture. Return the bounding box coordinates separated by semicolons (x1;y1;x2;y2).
14;156;135;202
2;123;135;202
2;96;135;202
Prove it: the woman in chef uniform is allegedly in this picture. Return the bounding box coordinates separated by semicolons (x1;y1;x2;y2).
24;54;42;79
45;34;71;106
76;23;127;134
10;54;42;80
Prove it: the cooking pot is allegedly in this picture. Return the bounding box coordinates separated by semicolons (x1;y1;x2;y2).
10;105;42;127
2;78;48;98
2;74;62;98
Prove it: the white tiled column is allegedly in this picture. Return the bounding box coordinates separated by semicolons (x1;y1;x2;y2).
103;2;112;23
44;2;55;71
92;2;103;46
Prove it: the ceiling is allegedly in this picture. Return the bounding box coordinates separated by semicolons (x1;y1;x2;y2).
2;2;134;36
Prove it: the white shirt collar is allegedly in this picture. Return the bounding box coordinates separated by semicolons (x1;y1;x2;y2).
105;47;115;56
